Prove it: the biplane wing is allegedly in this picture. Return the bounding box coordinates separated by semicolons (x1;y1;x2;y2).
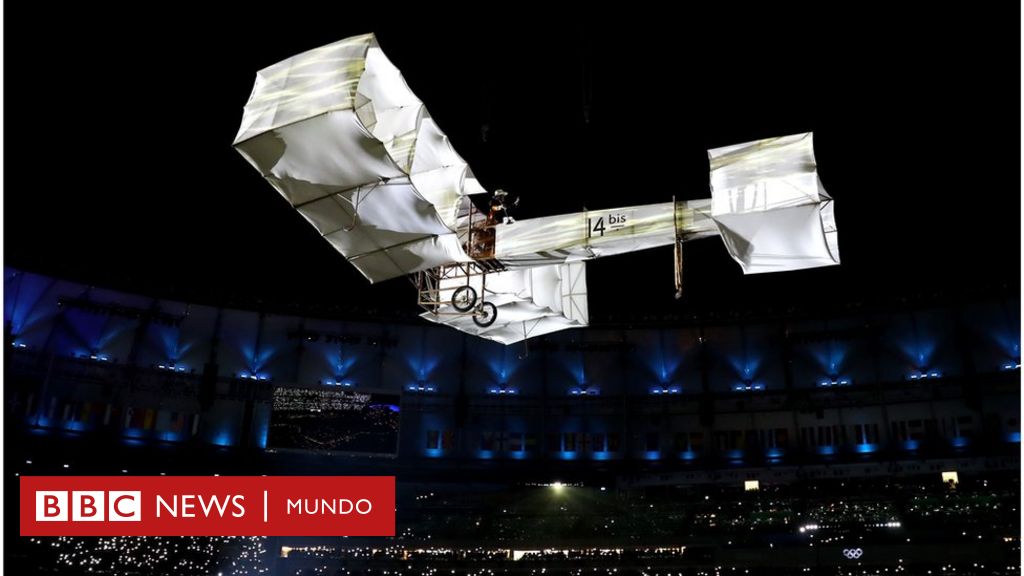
233;34;485;283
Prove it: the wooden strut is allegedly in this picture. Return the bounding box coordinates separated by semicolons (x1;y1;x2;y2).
673;195;684;299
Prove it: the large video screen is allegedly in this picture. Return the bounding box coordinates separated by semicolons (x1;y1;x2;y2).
268;387;401;455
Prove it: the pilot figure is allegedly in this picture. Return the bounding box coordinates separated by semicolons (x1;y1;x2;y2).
487;189;517;225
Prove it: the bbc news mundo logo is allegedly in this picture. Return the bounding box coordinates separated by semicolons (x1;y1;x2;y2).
21;476;394;536
36;491;141;522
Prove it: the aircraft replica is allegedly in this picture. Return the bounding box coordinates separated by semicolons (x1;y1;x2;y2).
233;34;839;344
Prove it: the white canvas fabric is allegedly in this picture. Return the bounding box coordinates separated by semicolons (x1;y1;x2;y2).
420;262;589;345
493;201;720;266
707;132;840;273
492;133;839;276
233;34;483;283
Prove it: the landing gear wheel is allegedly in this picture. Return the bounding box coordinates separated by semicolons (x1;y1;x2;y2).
451;285;477;312
473;302;498;328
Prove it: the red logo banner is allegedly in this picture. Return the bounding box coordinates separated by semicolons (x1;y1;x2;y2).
20;476;395;536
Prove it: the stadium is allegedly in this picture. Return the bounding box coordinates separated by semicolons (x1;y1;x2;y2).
4;9;1021;576
4;266;1019;574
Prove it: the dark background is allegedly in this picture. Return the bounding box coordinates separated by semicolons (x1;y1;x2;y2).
5;7;1020;321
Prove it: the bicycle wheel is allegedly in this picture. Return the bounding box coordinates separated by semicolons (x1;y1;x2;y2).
472;301;498;328
451;285;477;312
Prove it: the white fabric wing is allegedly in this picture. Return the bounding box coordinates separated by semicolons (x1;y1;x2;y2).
708;132;840;273
233;34;483;283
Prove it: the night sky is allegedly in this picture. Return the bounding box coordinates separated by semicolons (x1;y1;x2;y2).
4;8;1020;322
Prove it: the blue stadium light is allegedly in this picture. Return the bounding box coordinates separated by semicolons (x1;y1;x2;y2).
1002;361;1021;371
817;376;852;388
11;341;27;349
238;372;269;381
406;381;436;394
650;385;682;395
158;430;184;443
488;385;518;396
569;386;600;396
212;430;235;447
63;420;87;433
907;369;942;381
724;449;744;462
733;382;764;392
157;362;187;373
